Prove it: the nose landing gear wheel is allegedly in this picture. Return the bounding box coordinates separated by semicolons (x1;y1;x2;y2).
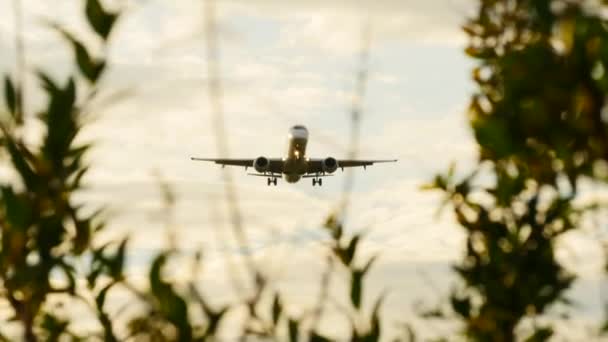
267;177;278;186
312;178;323;186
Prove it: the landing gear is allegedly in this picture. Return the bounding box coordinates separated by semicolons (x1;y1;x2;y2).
267;177;278;186
312;178;322;186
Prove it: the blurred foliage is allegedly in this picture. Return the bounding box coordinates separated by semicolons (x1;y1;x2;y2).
0;1;387;341
427;0;608;340
428;164;578;341
322;215;385;341
8;0;608;340
0;0;119;340
466;0;608;186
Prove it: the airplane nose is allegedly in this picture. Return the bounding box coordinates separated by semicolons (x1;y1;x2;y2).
289;125;309;139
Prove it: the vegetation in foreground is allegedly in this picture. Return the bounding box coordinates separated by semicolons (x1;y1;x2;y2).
2;0;608;340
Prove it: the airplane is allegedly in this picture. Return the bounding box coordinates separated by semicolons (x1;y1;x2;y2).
191;125;397;186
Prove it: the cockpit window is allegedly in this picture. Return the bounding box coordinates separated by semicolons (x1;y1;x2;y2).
292;125;306;130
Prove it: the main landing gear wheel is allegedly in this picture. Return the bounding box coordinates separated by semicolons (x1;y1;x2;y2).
267;177;277;186
312;178;322;186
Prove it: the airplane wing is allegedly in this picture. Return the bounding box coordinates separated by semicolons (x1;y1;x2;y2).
191;157;284;173
307;159;397;173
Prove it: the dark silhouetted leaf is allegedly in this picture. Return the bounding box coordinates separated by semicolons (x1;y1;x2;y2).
96;282;113;309
73;218;91;255
271;293;281;325
55;28;105;82
288;319;298;342
5;137;37;190
450;294;471;318
351;270;363;309
206;306;228;336
524;327;553;342
108;238;127;280
362;255;377;275
4;75;17;117
344;235;360;266
310;331;331;342
149;252;193;340
367;293;386;342
1;186;31;229
39;312;69;341
86;0;118;40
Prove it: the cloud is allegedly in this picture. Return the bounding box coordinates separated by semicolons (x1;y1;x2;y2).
222;0;473;53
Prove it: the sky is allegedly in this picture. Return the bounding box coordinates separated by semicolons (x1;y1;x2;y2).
0;0;606;339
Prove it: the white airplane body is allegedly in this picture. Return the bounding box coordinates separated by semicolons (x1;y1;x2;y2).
191;125;396;186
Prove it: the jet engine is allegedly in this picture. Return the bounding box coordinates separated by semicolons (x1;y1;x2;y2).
254;156;270;172
322;157;338;173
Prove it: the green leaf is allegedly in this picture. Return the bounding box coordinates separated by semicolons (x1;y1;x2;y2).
271;293;281;325
350;256;377;310
86;0;118;40
149;252;192;340
4;76;17;117
368;293;386;341
56;28;105;82
205;306;228;336
38;70;59;93
351;270;363;309
523;327;553;342
97;302;118;342
73;39;105;83
109;238;128;280
39;312;69;341
1;186;31;229
310;332;331;342
68;166;89;191
450;294;471;318
5;137;38;190
95;282;114;309
324;214;343;240
601;318;608;333
344;235;360;266
362;255;377;275
73;218;92;255
87;267;102;289
37;72;79;167
288;319;298;342
149;253;168;296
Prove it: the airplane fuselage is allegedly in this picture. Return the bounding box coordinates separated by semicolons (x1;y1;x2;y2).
283;125;309;183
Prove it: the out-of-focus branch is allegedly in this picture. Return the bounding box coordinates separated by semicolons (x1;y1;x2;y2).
152;171;177;250
309;19;374;340
202;0;257;284
338;20;372;222
309;255;333;331
207;192;248;297
12;0;25;125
